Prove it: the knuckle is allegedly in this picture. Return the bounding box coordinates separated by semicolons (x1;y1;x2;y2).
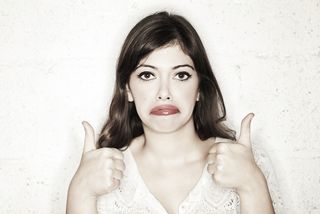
105;158;114;167
207;155;215;164
207;165;214;174
216;154;223;161
111;148;119;152
103;178;119;192
101;148;113;155
112;149;124;159
117;160;125;171
218;143;228;151
213;172;223;183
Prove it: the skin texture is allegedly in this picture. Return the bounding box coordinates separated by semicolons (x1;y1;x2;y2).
127;44;200;134
207;114;275;213
207;113;258;190
67;45;274;214
66;122;125;214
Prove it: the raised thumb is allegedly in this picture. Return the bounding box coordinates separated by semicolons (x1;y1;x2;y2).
238;113;254;147
81;121;96;154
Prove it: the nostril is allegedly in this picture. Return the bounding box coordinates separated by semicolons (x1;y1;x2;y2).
157;95;171;100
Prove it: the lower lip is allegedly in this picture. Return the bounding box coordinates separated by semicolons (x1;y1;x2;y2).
150;109;180;116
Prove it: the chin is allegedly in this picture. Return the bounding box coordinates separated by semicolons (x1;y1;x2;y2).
147;126;182;134
144;118;193;134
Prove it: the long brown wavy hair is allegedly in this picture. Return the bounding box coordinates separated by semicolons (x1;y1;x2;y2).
97;11;235;149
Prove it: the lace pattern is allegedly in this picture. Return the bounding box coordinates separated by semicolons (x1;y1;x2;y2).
252;144;284;214
97;138;283;213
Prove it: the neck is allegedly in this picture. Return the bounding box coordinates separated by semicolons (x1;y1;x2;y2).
141;119;204;164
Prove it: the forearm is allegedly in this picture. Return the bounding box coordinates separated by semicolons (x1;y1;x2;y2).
238;171;275;214
66;183;97;214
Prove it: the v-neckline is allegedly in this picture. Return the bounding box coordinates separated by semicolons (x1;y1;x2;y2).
126;147;208;214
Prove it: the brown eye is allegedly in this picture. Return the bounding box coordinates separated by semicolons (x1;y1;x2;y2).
138;71;156;80
174;72;192;81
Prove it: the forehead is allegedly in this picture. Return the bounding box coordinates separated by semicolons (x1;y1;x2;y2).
138;45;194;67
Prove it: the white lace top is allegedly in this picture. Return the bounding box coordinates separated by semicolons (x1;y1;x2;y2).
97;138;283;214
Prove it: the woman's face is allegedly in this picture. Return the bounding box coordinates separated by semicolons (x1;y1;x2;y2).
127;44;199;133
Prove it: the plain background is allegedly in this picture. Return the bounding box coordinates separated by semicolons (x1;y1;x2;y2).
0;0;319;213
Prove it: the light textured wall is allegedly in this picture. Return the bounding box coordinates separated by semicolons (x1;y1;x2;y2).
0;0;319;213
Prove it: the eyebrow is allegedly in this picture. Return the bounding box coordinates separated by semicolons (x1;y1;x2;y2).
136;64;195;70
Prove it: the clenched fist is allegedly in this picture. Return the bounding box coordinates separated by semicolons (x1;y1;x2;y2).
207;113;263;192
67;121;125;213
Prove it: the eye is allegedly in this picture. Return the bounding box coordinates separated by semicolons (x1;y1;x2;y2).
138;71;156;81
174;72;192;81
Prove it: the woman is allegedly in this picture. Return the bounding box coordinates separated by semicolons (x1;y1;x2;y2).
67;11;278;213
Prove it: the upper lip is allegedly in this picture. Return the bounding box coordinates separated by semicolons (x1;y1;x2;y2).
150;105;180;113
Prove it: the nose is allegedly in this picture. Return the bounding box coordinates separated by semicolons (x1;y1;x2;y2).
157;79;171;100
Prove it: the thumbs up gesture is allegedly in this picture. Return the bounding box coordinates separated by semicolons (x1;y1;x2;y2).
207;113;264;192
69;121;125;199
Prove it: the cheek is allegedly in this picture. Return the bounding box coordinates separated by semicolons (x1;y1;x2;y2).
130;79;149;99
130;83;157;111
132;84;155;100
172;85;198;115
175;82;199;100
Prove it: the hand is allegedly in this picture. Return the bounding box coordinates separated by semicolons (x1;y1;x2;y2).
207;113;263;192
69;121;125;198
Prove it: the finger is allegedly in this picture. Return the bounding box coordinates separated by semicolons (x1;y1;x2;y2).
82;121;96;154
112;149;124;160
109;178;120;189
208;142;218;154
207;153;216;164
207;163;224;173
112;169;123;180
114;159;125;171
208;137;225;154
106;177;119;188
104;158;125;171
207;163;216;175
238;113;254;147
216;163;224;171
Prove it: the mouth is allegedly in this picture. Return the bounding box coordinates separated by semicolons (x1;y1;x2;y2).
150;105;180;116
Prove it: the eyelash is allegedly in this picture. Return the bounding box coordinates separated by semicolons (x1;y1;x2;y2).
137;71;155;81
174;72;192;81
137;71;192;81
